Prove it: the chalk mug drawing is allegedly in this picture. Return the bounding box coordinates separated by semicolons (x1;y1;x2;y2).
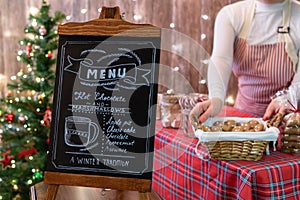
64;116;99;147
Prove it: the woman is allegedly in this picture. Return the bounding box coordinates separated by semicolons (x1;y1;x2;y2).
191;0;300;122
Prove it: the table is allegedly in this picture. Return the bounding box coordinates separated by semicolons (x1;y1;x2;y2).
152;106;300;200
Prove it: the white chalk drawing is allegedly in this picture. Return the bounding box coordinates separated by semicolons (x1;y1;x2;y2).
51;40;158;175
64;116;99;148
64;48;151;90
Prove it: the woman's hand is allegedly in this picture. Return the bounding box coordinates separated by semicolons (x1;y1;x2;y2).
189;98;223;123
262;99;288;120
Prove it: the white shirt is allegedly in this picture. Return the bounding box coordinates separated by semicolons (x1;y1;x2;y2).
208;0;300;103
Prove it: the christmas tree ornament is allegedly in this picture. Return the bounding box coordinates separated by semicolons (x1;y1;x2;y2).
38;26;47;36
18;114;26;123
46;50;53;59
6;90;12;97
0;150;14;169
18;148;37;159
42;106;52;126
46;137;50;145
38;93;44;102
5;112;15;123
26;43;32;57
33;171;43;180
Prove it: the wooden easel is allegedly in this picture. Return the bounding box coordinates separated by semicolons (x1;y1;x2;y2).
43;6;160;200
44;172;152;200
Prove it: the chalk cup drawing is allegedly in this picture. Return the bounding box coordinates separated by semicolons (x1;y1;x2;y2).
64;116;99;147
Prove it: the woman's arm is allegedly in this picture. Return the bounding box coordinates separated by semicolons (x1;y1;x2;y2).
208;7;237;104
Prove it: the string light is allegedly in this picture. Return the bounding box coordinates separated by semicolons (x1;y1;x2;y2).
173;66;180;72
134;14;142;21
81;8;87;14
13;185;18;191
27;179;33;185
201;59;210;65
31;19;38;27
17;50;23;55
226;95;235;106
169;22;175;29
172;44;183;52
17;71;23;77
3;31;12;37
29;7;39;16
199;79;207;84
201;14;209;20
12;163;16;169
66;15;72;21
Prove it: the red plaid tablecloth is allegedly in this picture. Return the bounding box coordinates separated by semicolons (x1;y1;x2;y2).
152;106;300;200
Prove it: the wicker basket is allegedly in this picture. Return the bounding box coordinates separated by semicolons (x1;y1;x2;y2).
201;140;269;161
194;117;279;161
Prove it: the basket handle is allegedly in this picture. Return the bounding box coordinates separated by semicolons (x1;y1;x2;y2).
194;140;210;161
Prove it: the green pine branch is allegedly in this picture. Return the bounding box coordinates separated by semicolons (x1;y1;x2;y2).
0;1;65;199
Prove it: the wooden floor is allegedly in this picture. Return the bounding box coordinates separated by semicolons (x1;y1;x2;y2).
31;182;162;200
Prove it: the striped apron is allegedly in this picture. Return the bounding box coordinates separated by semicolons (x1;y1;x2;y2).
232;0;295;117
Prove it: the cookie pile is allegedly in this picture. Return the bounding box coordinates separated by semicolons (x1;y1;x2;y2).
198;119;265;132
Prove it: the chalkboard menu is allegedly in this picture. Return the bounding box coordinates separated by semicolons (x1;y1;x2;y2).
44;7;161;193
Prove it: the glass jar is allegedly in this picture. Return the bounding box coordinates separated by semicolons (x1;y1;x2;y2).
179;93;208;137
161;93;181;129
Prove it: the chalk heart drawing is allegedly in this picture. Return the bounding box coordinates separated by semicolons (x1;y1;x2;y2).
64;116;99;148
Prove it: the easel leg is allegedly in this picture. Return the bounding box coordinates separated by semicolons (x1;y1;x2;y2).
45;184;59;200
139;192;149;200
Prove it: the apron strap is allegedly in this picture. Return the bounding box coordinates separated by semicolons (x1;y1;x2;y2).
279;0;298;70
238;0;255;39
239;0;298;70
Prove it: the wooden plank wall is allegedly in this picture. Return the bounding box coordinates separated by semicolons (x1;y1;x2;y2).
0;0;240;100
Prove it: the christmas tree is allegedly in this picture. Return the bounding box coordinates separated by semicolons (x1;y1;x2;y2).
0;1;65;199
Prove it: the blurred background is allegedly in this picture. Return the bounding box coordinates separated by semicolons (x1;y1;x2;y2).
0;0;241;104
